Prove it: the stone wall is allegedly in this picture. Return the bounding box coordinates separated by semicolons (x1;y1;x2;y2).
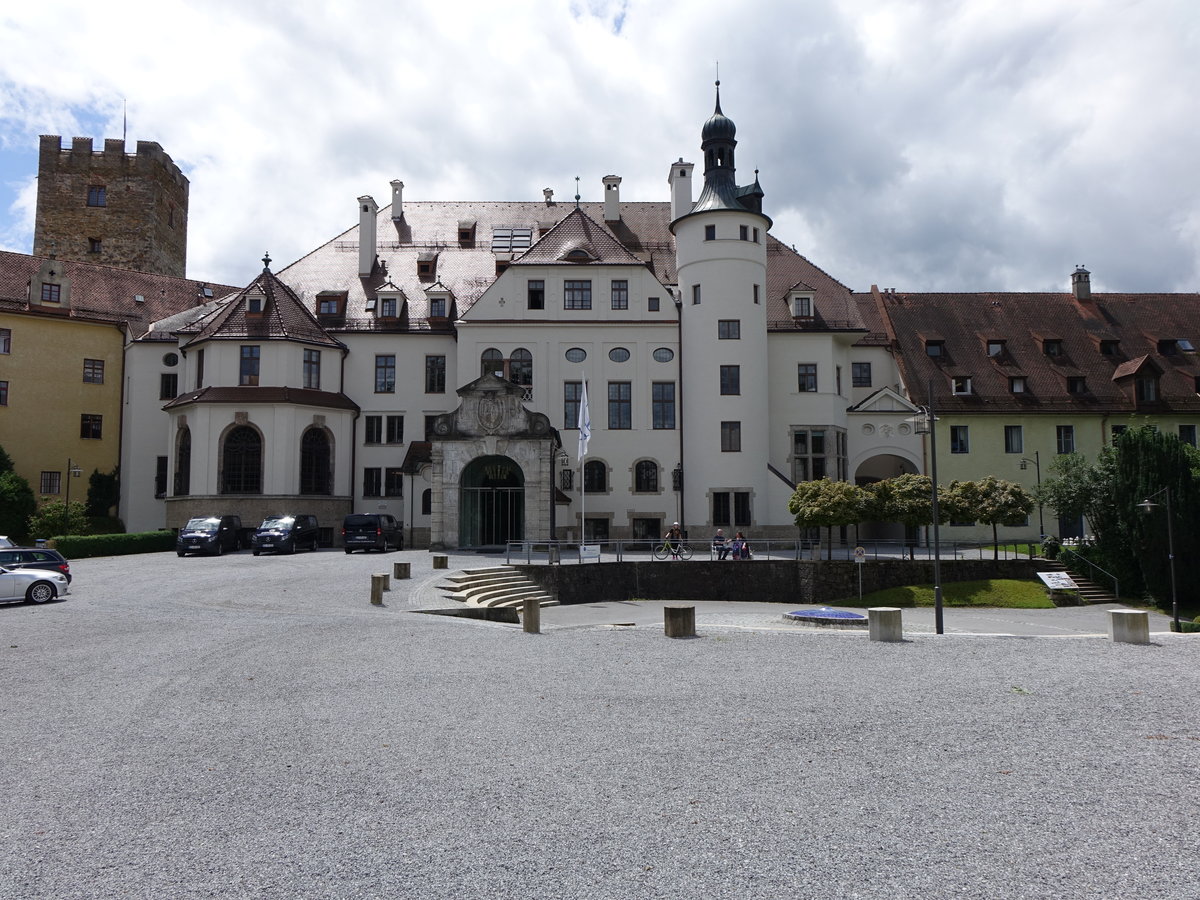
515;558;1046;606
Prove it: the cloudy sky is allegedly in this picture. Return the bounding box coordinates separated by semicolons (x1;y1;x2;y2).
1;0;1197;294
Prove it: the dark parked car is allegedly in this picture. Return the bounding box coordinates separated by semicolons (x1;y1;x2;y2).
251;515;320;555
177;515;243;556
342;513;403;553
0;547;73;583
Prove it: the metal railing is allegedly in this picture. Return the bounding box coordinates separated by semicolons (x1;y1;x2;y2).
1059;547;1120;599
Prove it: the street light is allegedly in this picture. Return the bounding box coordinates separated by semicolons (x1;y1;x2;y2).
1137;486;1179;632
910;386;944;635
549;447;569;541
1019;450;1045;540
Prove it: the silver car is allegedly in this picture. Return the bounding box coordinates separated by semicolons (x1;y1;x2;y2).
0;565;70;605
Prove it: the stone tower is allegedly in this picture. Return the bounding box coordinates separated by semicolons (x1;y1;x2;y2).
33;135;189;278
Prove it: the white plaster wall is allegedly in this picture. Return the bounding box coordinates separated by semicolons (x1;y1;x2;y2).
119;339;181;532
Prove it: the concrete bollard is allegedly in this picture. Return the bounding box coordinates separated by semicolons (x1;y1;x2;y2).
1108;609;1150;644
522;596;541;634
664;605;696;638
432;555;448;569
370;573;387;606
868;607;904;642
375;572;391;592
393;561;411;580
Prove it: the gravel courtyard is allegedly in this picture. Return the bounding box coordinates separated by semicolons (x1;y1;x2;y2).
1;549;1196;899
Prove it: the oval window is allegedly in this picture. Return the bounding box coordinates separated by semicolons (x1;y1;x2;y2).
565;347;587;363
652;348;674;363
608;347;631;363
163;352;179;367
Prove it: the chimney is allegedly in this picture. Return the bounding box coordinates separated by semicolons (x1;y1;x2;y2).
543;187;554;206
669;158;694;221
390;180;404;219
1071;265;1091;301
358;195;378;277
602;175;621;222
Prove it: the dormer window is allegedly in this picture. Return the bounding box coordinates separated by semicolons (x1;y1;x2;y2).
791;293;814;318
458;220;476;248
925;340;944;357
245;292;264;315
429;297;446;318
379;297;398;318
1043;339;1063;357
492;227;532;252
1010;376;1027;393
1136;374;1160;402
316;291;346;318
986;340;1005;357
564;248;592;262
951;376;973;395
40;283;61;303
1099;339;1120;356
1067;376;1087;394
417;252;437;280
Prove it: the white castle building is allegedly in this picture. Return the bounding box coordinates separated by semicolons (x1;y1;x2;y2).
120;87;924;548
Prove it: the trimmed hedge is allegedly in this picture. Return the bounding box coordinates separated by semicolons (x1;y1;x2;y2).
49;531;175;559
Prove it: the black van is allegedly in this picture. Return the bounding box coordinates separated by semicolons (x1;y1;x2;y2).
177;515;243;556
342;513;403;553
251;515;320;555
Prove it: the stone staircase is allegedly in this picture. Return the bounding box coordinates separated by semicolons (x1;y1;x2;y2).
440;566;559;609
1041;560;1119;604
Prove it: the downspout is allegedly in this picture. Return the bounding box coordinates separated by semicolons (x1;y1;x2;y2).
674;291;685;532
343;347;358;540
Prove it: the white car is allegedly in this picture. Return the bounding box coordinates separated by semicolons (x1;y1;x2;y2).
0;565;69;605
0;535;15;548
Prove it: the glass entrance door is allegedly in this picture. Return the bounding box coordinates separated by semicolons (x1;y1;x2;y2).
459;456;525;547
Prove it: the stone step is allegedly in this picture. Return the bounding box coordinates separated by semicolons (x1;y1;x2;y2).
441;574;527;594
439;565;558;609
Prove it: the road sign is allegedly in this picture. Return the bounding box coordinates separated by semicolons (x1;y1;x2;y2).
854;546;866;564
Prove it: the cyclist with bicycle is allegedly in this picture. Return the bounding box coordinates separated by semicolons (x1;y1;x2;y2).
664;522;684;560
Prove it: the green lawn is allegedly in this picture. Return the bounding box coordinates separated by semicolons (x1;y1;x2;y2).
845;579;1055;609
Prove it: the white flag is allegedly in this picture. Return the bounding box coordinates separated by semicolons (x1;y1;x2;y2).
577;379;591;459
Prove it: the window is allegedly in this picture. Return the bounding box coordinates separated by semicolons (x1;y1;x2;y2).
718;320;740;340
987;340;1005;357
584;460;606;493
365;415;382;444
175;428;191;496
160;373;178;400
80;414;102;439
1067;376;1087;395
634;460;658;493
528;280;544;310
611;280;628;310
852;362;871;388
734;492;751;527
1010;376;1027;394
378;296;397;317
303;349;321;390
195;349;204;390
792;295;812;318
374;354;397;392
1004;425;1023;454
428;297;446;317
299;428;331;495
1158;339;1178;355
951;376;972;395
564;280;592;310
692;284;701;305
41;283;61;303
480;348;503;378
1180;424;1197;447
88;238;101;253
720;365;740;395
385;468;404;497
246;294;263;314
652;348;673;363
713;492;730;527
792;428;848;481
492;227;532;251
221;425;261;493
239;346;260;386
1136;375;1159;402
721;421;741;452
798;364;817;392
564;382;582;429
565;347;586;363
713;491;751;527
0;328;9;353
424;416;439;440
386;415;404;443
705;224;716;241
155;457;168;498
1056;425;1075;454
40;471;61;495
950;425;969;454
925;341;944;357
362;468;382;497
318;294;341;315
423;356;445;393
0;381;7;406
752;228;760;243
87;185;106;207
648;296;660;312
1043;339;1063;357
753;284;760;305
652;383;675;430
421;489;432;515
608;382;631;429
83;358;105;384
739;224;748;241
608;347;630;363
1100;340;1120;356
560;469;574;491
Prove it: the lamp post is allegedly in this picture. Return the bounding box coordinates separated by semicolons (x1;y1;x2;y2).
1019;450;1045;540
549;447;568;540
911;387;944;635
1137;486;1179;632
63;458;82;536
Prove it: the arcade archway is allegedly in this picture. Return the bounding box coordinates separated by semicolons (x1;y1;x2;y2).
459;455;525;547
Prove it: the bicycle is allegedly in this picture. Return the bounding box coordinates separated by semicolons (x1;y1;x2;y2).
653;540;693;561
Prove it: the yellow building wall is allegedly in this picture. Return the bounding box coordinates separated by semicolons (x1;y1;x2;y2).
0;311;125;509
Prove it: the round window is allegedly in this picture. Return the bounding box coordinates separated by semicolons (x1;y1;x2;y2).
608;347;631;363
652;348;674;363
163;352;179;367
565;347;587;363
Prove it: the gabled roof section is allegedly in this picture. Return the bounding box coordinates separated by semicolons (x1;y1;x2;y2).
178;262;344;349
847;387;920;415
1111;354;1159;380
513;207;646;267
162;385;358;411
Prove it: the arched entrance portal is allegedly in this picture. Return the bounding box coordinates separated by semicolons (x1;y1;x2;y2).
460;455;525;547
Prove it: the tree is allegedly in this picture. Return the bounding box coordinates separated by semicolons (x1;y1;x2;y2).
0;471;37;542
86;467;120;517
949;476;1034;559
788;479;866;559
28;500;90;540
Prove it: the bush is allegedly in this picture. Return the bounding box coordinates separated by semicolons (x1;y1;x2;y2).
1041;536;1061;560
87;516;126;535
49;531;175;559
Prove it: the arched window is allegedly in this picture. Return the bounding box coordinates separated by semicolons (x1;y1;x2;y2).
634;460;658;493
584;460;607;494
480;348;503;378
221;425;262;494
174;427;191;496
299;428;331;495
422;488;432;516
509;348;532;386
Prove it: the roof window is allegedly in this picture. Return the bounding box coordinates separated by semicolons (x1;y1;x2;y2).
492;227;533;252
926;340;945;358
986;340;1005;357
1043;339;1063;357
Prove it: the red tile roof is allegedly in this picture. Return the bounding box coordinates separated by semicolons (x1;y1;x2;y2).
162;385;358;411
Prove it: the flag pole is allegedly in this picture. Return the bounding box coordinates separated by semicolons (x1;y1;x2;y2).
577;373;591;544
